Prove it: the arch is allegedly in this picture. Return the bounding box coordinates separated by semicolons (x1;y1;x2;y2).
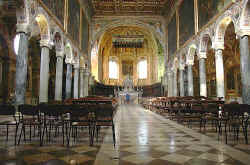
92;19;164;53
214;13;237;49
240;0;250;29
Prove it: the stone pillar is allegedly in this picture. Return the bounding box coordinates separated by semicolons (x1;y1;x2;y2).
83;69;90;97
215;49;225;99
179;68;185;97
73;65;79;99
173;70;177;96
15;32;28;105
167;71;173;97
187;64;194;96
199;55;207;97
240;36;250;104
54;51;64;101
65;63;73;99
39;42;50;103
163;72;168;96
79;68;84;98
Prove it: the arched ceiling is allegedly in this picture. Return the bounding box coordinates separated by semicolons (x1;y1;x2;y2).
98;26;158;58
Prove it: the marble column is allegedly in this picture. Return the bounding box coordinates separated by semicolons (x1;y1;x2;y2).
83;70;90;97
65;63;73;99
73;66;79;99
54;52;64;101
173;71;177;96
199;57;207;97
79;68;84;98
187;64;194;96
167;72;172;97
15;33;28;105
39;45;50;103
164;73;168;96
170;72;174;97
240;36;250;104
179;68;185;97
215;49;225;99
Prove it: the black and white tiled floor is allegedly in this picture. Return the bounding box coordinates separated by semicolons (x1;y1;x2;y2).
0;104;250;165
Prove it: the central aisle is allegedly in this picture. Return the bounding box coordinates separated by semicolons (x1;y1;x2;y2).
95;104;250;165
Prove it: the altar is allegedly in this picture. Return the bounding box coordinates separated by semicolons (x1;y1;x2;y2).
116;76;143;104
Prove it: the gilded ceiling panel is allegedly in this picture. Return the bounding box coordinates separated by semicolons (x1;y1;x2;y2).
91;0;175;16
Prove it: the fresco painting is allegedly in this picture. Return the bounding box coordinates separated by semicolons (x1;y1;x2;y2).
168;13;177;61
198;0;232;29
179;0;194;47
122;61;133;76
41;0;65;26
68;0;80;44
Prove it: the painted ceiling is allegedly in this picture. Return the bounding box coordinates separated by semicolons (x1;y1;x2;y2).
90;0;176;16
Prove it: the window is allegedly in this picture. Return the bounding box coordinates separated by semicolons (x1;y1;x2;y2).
109;60;118;79
14;34;21;55
138;59;147;79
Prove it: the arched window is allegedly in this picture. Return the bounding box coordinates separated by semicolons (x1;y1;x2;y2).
109;60;118;79
14;34;21;55
138;59;147;79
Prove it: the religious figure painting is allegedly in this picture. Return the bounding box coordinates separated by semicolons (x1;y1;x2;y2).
122;61;133;76
68;0;80;44
198;0;232;29
179;0;194;47
168;13;177;60
41;0;65;26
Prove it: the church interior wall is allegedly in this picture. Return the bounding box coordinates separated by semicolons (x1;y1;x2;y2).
165;0;248;103
0;0;91;104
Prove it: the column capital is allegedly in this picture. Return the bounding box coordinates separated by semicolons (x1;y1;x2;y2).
79;67;85;73
212;41;224;50
198;52;207;59
56;51;64;58
186;60;194;66
16;23;29;34
65;58;72;64
83;69;90;76
80;68;90;75
179;64;185;70
74;63;80;69
167;71;173;76
236;28;250;38
215;49;223;57
40;40;52;49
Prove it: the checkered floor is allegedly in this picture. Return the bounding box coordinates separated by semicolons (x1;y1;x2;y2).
0;105;250;165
